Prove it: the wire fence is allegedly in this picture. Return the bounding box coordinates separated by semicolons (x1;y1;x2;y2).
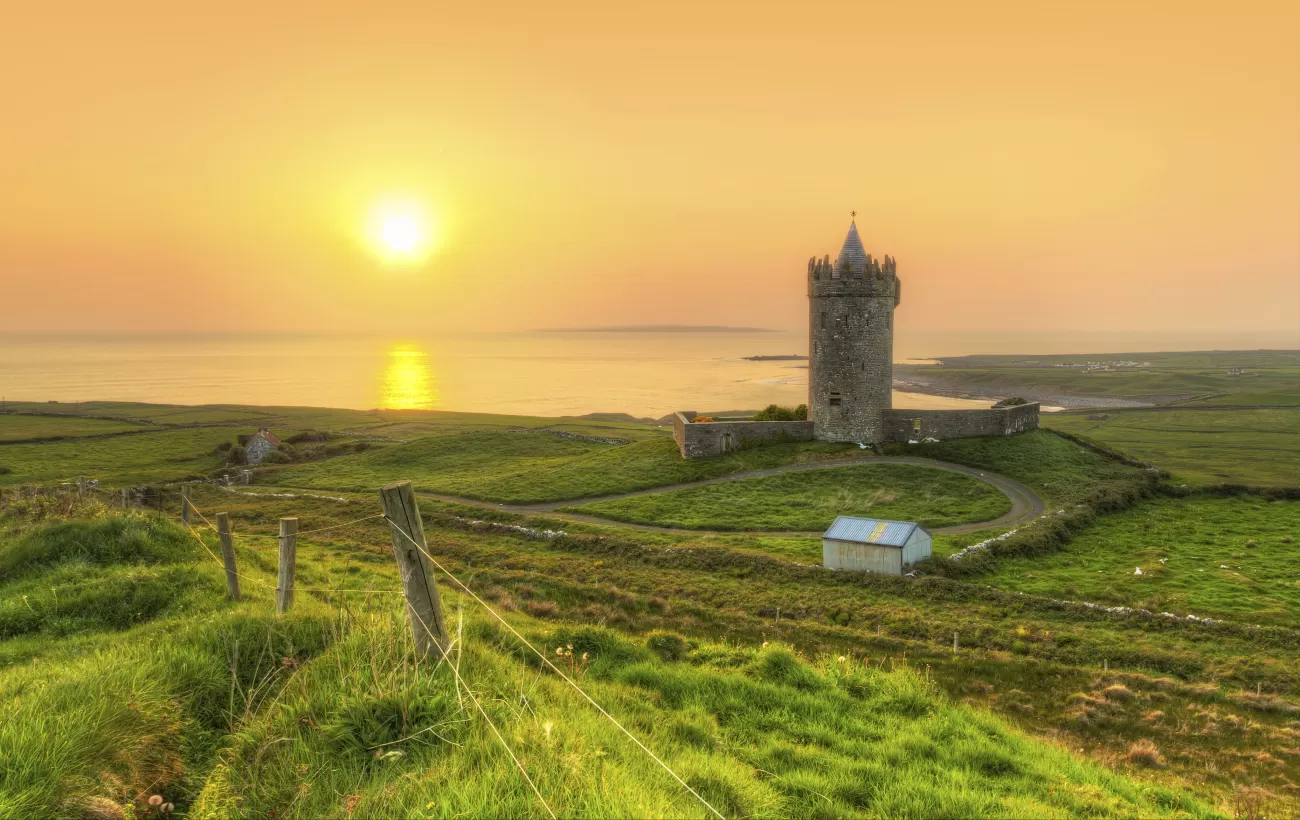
1;478;723;819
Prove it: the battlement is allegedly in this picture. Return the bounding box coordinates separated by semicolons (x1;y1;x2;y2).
807;252;901;303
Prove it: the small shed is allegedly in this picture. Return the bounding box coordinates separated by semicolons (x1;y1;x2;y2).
822;515;932;575
245;428;281;465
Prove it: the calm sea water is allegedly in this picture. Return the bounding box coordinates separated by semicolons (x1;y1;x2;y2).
1;330;1292;418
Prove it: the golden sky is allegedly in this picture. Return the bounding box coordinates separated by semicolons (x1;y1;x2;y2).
2;1;1297;339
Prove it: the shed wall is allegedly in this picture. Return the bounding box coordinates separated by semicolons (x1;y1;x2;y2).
822;539;903;574
901;529;933;566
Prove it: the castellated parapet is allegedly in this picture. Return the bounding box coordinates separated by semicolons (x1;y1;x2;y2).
807;222;900;443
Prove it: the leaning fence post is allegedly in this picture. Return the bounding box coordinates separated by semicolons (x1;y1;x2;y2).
216;512;241;601
277;517;298;614
380;481;449;659
181;485;191;526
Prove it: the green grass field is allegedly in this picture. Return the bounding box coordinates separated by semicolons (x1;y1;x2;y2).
6;391;1300;815
979;495;1300;627
886;428;1140;504
1042;408;1300;487
0;512;1212;818
566;463;1011;531
0;413;146;442
896;349;1300;406
272;433;860;503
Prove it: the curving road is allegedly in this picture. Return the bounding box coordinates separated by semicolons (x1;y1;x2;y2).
413;456;1045;538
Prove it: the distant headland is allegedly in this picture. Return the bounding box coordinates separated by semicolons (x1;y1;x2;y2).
536;324;778;333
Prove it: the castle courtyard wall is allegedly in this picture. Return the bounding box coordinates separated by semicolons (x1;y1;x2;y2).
673;411;815;459
881;402;1040;442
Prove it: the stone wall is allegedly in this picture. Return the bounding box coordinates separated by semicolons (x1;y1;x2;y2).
673;411;815;459
808;255;900;445
881;402;1040;442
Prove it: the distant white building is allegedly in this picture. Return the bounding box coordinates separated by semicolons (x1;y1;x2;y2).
822;515;932;575
246;428;281;464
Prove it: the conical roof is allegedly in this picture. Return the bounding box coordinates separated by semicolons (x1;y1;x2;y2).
837;221;867;269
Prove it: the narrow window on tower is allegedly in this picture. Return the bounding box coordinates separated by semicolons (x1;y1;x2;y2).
829;391;843;409
820;312;826;330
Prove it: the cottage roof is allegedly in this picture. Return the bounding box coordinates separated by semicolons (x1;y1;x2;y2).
836;221;868;270
823;515;923;547
253;429;281;446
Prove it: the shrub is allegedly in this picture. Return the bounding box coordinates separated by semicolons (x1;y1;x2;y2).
287;430;333;444
227;445;248;465
992;397;1030;408
212;441;233;454
751;404;808;422
691;416;716;423
0;466;12;475
260;449;294;465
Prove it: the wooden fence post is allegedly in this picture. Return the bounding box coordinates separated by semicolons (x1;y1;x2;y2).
277;517;298;614
181;485;191;526
953;631;959;654
216;512;241;601
380;481;449;659
121;488;128;508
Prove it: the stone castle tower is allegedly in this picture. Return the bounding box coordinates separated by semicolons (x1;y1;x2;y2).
807;219;900;443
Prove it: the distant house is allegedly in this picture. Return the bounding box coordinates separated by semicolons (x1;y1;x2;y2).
821;515;932;575
245;428;281;464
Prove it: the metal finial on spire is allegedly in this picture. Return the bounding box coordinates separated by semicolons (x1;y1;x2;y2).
850;210;857;222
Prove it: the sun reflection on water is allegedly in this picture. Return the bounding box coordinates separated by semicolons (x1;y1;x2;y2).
380;344;438;410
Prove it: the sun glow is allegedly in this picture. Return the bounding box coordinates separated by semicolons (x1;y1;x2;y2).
367;199;436;263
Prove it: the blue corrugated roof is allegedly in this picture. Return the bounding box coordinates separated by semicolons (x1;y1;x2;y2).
823;516;919;547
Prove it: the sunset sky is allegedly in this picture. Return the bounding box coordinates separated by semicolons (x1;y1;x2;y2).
2;1;1297;341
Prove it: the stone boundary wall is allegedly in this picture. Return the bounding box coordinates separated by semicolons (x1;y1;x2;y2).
881;402;1039;442
673;411;815;459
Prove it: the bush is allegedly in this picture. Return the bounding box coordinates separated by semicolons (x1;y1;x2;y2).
228;445;248;465
751;404;808;421
993;397;1030;408
260;449;294;465
0;466;11;475
287;430;333;444
691;416;716;423
213;441;233;454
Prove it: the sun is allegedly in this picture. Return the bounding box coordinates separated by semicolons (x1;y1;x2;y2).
367;199;435;263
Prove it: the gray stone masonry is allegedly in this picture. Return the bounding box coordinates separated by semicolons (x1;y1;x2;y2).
808;224;900;443
673;411;814;459
881;402;1040;442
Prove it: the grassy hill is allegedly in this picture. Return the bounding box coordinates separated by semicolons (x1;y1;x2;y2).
4;393;1300;815
564;462;1011;531
0;513;1211;818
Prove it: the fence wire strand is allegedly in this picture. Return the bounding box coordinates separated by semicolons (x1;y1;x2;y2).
408;607;556;819
383;516;725;820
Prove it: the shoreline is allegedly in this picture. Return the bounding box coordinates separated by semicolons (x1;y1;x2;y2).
891;375;1151;410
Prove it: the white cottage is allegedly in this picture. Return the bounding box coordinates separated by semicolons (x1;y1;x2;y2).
822;515;932;575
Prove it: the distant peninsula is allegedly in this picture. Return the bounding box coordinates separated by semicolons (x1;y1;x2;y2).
536;324;778;333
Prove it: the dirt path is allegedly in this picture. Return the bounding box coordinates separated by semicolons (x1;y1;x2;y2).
412;456;1045;538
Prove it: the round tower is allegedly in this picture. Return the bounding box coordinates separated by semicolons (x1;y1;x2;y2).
807;218;901;443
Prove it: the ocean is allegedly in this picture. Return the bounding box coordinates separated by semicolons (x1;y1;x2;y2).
1;330;1291;418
